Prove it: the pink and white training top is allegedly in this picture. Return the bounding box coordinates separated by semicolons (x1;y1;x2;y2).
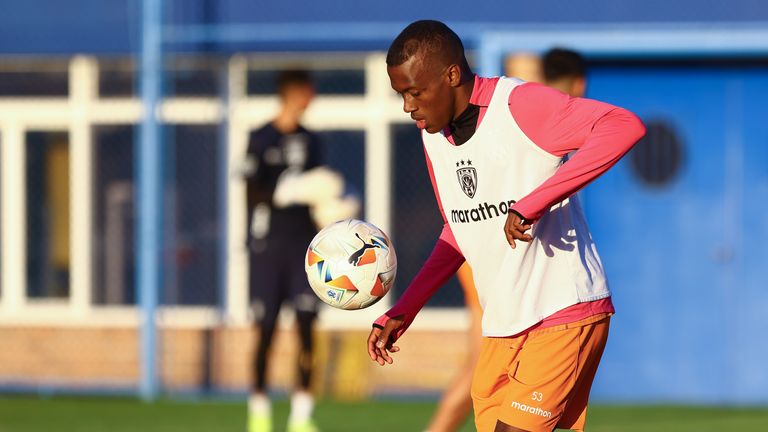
376;75;646;339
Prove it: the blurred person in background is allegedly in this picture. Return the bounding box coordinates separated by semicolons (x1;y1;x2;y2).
504;52;543;83
369;20;645;432
542;47;587;98
240;69;322;432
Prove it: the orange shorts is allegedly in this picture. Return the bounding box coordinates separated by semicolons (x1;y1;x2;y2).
471;314;611;432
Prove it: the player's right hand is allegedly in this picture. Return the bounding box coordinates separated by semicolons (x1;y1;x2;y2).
367;316;404;366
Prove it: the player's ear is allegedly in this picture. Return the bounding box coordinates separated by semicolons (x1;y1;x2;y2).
446;64;462;87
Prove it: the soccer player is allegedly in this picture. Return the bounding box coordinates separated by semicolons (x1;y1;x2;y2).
542;48;587;98
243;69;321;432
505;52;543;83
368;21;646;432
427;48;589;432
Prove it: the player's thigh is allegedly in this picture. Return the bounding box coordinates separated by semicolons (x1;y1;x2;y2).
556;318;611;431
288;244;320;316
470;337;524;432
496;327;583;432
249;250;288;325
493;422;534;432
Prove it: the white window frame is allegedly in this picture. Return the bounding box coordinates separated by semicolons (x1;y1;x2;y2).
0;53;471;331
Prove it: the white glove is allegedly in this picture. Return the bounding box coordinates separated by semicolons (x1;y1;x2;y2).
272;166;344;208
310;195;361;229
232;156;258;178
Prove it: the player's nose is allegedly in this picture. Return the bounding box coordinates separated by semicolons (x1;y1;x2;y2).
402;94;416;113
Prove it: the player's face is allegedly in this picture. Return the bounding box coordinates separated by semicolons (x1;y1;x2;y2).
388;56;455;134
283;83;316;112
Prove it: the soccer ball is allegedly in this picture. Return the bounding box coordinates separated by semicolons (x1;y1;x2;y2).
305;219;397;310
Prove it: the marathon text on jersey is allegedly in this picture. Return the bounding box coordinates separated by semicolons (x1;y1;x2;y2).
450;199;517;224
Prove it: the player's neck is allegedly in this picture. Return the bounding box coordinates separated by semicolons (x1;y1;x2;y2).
452;74;475;121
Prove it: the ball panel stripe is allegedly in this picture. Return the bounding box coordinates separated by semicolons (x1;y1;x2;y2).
371;276;385;297
371;236;388;249
327;275;359;291
356;248;377;266
307;249;323;266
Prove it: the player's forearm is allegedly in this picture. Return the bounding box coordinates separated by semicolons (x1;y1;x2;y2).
374;225;465;334
512;108;646;221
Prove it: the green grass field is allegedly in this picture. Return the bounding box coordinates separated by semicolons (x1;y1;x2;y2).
0;396;767;432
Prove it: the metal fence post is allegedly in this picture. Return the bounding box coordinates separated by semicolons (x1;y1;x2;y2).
137;0;163;401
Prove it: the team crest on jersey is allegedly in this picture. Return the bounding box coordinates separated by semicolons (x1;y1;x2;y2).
456;160;477;198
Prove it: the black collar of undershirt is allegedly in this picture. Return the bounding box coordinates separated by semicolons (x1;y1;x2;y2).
448;103;480;146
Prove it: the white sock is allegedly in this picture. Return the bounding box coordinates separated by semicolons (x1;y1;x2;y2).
249;393;271;416
288;391;314;423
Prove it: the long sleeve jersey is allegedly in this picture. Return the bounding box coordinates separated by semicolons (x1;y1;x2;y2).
376;76;646;340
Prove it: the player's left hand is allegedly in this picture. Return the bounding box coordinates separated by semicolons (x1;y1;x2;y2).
504;211;533;249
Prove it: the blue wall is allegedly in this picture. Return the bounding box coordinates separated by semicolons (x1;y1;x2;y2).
586;63;768;403
0;0;138;54
3;0;768;54
213;0;768;24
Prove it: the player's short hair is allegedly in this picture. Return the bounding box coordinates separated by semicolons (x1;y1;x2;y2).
276;69;313;95
386;20;469;70
542;48;586;82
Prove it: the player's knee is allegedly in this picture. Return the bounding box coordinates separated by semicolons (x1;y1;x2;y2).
493;420;532;432
294;293;319;314
250;299;266;323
